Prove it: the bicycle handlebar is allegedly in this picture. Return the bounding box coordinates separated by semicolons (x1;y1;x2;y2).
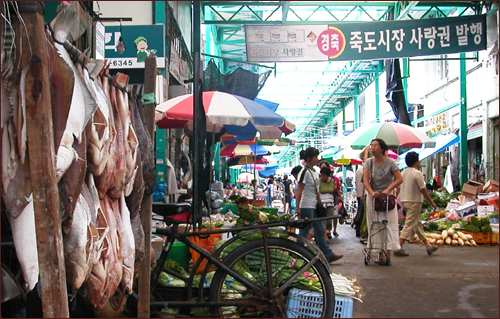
158;215;338;237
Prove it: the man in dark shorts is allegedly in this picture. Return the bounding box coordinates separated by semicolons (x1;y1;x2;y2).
282;174;293;214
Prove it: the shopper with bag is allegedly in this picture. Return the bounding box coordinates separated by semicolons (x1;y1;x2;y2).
319;167;342;239
296;147;343;263
363;139;403;260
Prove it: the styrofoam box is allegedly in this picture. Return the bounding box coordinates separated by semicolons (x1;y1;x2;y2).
456;202;477;220
446;201;461;211
478;193;497;200
477;205;495;218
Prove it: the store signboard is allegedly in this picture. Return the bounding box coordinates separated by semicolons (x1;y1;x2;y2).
245;14;486;62
104;24;165;69
425;112;448;137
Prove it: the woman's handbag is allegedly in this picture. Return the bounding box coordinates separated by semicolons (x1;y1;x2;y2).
316;202;327;218
374;194;396;212
306;168;327;218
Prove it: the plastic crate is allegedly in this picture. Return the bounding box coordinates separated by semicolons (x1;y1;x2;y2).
491;232;499;246
285;288;353;318
461;231;491;245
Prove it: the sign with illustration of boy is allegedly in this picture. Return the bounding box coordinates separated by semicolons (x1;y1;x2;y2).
105;24;165;69
246;14;487;62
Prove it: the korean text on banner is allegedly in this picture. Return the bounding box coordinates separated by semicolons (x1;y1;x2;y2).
245;14;487;63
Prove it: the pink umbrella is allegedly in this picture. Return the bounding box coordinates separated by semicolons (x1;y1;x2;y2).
387;150;398;160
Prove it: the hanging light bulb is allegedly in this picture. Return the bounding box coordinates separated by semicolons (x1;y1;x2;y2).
116;36;125;54
116;20;125;54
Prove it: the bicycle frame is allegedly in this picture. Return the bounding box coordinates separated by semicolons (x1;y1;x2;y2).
147;216;334;311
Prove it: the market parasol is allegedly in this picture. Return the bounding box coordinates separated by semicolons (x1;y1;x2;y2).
154;91;295;139
325;147;398;164
220;143;281;157
321;148;361;165
226;156;268;167
342;122;436;150
220;134;295;146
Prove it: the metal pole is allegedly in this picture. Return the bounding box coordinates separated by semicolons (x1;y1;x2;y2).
192;1;205;229
342;110;346;131
354;96;359;129
375;75;380;120
402;58;409;107
459;53;468;187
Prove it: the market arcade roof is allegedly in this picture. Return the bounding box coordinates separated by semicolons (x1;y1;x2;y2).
202;1;495;164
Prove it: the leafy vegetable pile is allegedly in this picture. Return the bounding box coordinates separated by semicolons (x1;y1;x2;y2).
422;191;461;211
464;216;492;233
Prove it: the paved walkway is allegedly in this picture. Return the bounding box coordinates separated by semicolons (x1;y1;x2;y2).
325;223;499;318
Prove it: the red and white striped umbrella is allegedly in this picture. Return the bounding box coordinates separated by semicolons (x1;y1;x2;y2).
155;91;295;139
343;122;435;150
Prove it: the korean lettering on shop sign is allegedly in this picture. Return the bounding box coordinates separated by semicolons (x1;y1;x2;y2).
347;21;483;53
250;47;304;57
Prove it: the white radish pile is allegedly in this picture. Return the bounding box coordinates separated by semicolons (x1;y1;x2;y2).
428;230;476;246
416;224;477;246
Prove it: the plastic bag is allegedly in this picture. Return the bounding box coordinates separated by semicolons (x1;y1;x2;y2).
446;209;459;221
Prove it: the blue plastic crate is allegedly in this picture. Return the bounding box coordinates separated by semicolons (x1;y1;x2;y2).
285;288;353;318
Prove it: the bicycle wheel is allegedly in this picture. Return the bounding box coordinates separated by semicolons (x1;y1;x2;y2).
209;238;334;318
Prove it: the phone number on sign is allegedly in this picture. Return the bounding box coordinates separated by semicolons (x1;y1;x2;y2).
110;59;134;67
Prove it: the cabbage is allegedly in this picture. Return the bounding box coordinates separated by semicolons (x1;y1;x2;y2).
481;225;492;233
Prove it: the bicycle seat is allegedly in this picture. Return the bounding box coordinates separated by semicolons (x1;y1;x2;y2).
152;203;191;218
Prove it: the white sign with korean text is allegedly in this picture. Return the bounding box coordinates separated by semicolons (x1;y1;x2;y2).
246;25;329;62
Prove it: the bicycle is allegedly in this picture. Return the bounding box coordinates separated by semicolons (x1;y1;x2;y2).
127;203;337;318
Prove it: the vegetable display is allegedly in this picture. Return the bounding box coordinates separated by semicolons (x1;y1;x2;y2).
464;217;492;233
417;226;477;246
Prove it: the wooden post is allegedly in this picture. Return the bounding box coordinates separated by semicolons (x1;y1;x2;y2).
137;57;157;318
16;3;69;318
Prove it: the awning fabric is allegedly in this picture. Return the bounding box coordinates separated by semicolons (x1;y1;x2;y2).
467;124;483;140
398;133;459;169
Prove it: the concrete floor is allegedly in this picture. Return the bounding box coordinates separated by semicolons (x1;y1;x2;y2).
325;223;499;318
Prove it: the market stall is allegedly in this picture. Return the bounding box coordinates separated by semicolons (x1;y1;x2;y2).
416;180;499;246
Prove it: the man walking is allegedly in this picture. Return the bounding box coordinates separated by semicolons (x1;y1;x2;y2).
283;174;294;214
394;152;438;257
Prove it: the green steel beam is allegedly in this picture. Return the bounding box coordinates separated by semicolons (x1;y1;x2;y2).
153;1;166;77
221;29;240;42
206;2;396;7
375;75;380;119
282;1;291;23
222;48;246;54
217;39;245;45
354;96;359;129
271;69;381;73
260;92;359;96
459;52;468;187
397;1;419;20
205;20;381;25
